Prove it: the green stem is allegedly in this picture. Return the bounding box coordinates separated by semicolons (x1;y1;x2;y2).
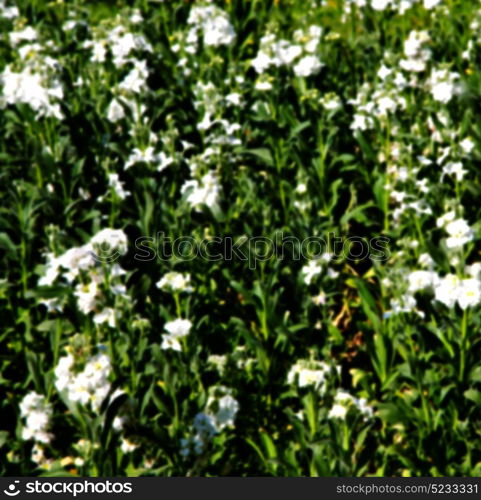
459;308;468;382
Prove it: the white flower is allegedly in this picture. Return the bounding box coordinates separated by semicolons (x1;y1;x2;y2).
119;60;149;93
328;390;373;420
430;69;459;103
442;162;467;182
0;2;18;19
93;308;116;327
120;438;138;453
434;274;460;308
9;26;37;46
404;31;429;58
251;52;272;73
351;113;373;131
181;171;221;211
378;65;392;80
74;281;98;314
188;5;235;48
69;373;93;405
130;9;143;24
298;369;326;388
124;146;154;169
445;219;473;249
108;173;131;199
418;253;435;268
293;56;323;77
0;66;63;119
54;354;75;391
113;416;126;431
215;395;239;430
165;318;192;338
466;263;481;277
320;93;342;111
90;228;128;255
161;319;192;352
255;79;273;91
207;354;228;374
156;272;193;293
225;93;242;106
296;183;307;194
287;360;330;391
106;99;125;122
424;0;442;8
156;151;174;172
457;278;481;310
304;25;322;53
436;211;456;228
357;398;374;419
387;293;417;316
273;41;302;65
301;260;322;285
161;334;182;352
55;348;112;410
328;403;348;419
408;270;438;292
432;81;456;103
90;42;107;63
371;0;391;10
203;16;236;47
19;392;52;444
56;245;95;283
460;138;475;154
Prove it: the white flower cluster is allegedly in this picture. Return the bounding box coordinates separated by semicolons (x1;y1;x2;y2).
434;273;481;310
350;62;409;130
350;29;461;133
0;24;64;119
344;0;442;14
193;81;242;142
84;24;152;67
19;392;53;443
408;266;481;310
161;318;192;352
328;390;373;420
177;79;245;213
124;143;173;172
55;348;112;411
400;30;431;73
386;117;474;227
388;258;481;315
181;171;222;212
177;78;244;213
252;25;323;79
156;271;193;293
181;386;239;457
38;228;128;323
429;68;460;104
187;3;236;48
0;0;18;19
437;213;474;249
287;359;333;393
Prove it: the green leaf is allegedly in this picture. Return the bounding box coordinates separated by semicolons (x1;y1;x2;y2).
464;389;481;406
244;148;274;167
